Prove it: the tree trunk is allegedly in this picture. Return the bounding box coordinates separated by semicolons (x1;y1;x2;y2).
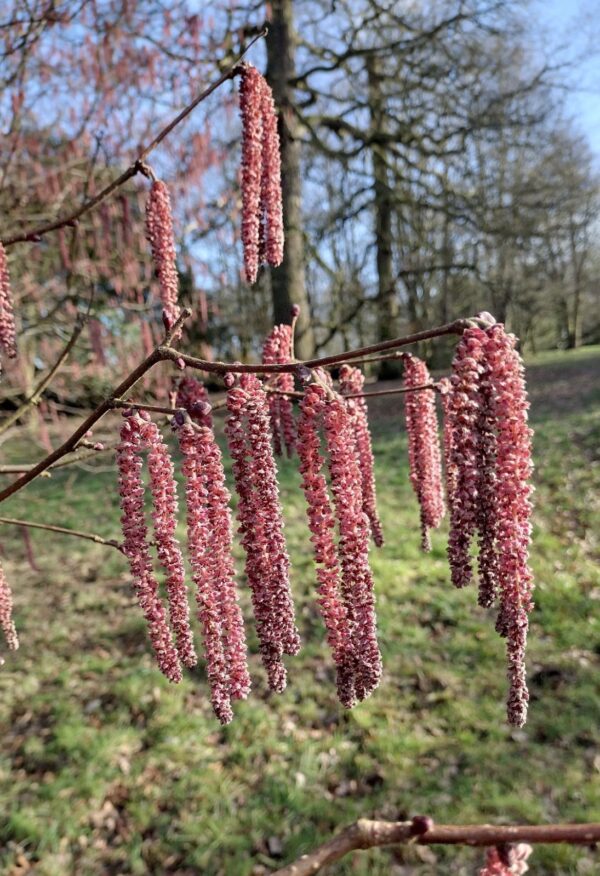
367;55;401;379
265;0;314;359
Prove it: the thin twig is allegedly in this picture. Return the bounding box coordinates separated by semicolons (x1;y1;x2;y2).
0;516;123;552
0;311;88;436
264;383;438;401
344;383;437;399
111;400;185;416
1;32;266;247
323;349;407;368
272;818;600;876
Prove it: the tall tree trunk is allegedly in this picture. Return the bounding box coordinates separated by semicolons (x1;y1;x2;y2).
265;0;314;359
367;55;400;379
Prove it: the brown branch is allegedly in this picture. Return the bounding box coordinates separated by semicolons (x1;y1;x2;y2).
0;516;123;552
0;315;482;503
272;818;600;876
1;31;266;247
160;318;478;376
0;350;160;501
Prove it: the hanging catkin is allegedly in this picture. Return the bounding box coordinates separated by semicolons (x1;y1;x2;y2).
145;179;182;333
297;382;357;707
225;375;299;692
403;355;445;551
239;64;284;284
117;411;195;682
0;242;17;360
322;393;382;701
0;561;18;651
175;417;251;724
339;364;384;547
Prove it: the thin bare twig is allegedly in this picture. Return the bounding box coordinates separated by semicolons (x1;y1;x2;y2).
0;516;123;552
344;383;437;399
110;400;185;416
264;383;438;401
272;818;600;876
0;311;88;436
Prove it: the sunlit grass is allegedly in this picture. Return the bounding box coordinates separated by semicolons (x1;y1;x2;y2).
0;349;599;874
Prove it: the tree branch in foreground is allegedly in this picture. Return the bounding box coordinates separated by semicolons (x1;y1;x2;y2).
0;314;485;503
272;817;600;876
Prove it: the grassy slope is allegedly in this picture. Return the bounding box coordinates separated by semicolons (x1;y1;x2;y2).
0;347;599;875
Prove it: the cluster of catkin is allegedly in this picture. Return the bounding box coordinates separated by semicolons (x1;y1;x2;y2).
403;321;534;727
142;63;284;336
116;398;250;723
239;63;284;284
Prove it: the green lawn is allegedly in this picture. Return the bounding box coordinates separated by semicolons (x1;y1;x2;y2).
0;347;599;875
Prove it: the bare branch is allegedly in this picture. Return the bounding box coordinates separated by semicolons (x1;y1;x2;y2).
272;817;600;876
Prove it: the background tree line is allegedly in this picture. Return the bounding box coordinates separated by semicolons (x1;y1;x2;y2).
1;0;598;413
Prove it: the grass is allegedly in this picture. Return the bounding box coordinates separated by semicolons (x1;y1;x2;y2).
0;346;599;875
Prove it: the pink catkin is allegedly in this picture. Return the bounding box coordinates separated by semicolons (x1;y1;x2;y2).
262;323;296;456
225;379;300;692
176;420;250;724
239;65;263;285
339;365;384;547
475;345;501;610
0;561;19;650
437;377;456;509
447;328;487;587
175;376;213;428
0;242;17;359
260;77;284;267
145;418;197;669
297;383;356;707
403;355;445;551
145;179;182;332
117;413;184;683
243;373;300;655
323;394;382;701
239;64;285;283
485;324;534;727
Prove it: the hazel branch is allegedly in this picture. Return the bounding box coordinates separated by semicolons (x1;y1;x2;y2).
1;32;266;248
0;316;481;503
272;817;600;876
159;318;478;376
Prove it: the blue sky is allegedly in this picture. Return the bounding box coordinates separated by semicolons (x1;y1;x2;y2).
537;0;600;154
